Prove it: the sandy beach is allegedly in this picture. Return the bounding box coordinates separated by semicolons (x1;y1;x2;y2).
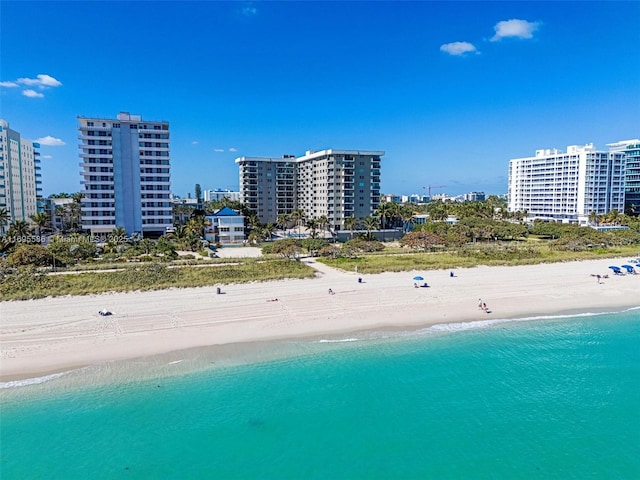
1;254;638;382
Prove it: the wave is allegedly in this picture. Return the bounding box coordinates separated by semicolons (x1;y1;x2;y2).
313;307;639;344
167;360;184;365
317;338;360;343
0;371;72;390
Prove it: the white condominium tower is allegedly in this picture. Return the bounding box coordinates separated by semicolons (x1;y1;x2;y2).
0;119;42;232
78;112;172;237
236;149;383;229
508;143;625;224
607;139;640;215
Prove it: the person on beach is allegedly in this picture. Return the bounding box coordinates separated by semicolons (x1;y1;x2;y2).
267;298;279;302
414;283;419;288
328;288;334;295
478;299;483;310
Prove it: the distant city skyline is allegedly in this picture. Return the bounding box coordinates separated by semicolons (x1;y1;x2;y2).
1;1;638;198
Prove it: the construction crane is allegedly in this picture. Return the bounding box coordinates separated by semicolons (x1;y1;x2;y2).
423;185;447;197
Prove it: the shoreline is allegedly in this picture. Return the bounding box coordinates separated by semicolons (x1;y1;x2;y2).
2;303;636;389
1;257;639;382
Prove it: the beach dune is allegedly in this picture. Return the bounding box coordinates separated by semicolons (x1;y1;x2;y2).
1;258;638;381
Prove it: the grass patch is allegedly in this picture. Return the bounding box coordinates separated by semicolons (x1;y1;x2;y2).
319;244;640;274
0;258;315;300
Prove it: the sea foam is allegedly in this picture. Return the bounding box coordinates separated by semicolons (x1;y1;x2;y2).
0;371;71;390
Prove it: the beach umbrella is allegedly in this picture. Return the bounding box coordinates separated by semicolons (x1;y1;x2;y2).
621;265;635;272
608;266;621;272
413;276;424;281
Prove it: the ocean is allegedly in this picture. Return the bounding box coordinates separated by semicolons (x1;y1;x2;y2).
1;309;639;479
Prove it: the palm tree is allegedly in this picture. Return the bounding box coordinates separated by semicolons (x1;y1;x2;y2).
344;216;358;240
186;217;205;237
276;213;290;234
54;205;68;232
7;220;30;240
173;203;194;226
262;223;276;241
588;211;599;226
363;216;379;241
246;213;261;236
68;193;83;232
0;207;9;235
426;200;449;222
138;238;156;255
290;208;306;237
305;218;319;239
607;209;621;226
317;214;329;239
399;205;415;233
30;212;49;239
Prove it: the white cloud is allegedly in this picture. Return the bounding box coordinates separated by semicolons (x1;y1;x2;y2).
3;74;62;98
41;155;53;159
192;141;199;145
491;19;539;41
440;41;478;56
35;135;66;146
23;89;44;98
229;147;238;152
17;74;63;88
241;2;257;16
214;148;225;153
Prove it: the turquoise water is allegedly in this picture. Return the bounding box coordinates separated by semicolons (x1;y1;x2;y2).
1;310;639;479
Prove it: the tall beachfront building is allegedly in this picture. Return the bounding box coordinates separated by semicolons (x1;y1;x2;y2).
0;119;42;233
235;156;297;224
607;139;640;215
236;149;383;229
78;112;172;237
508;143;625;224
296;150;382;230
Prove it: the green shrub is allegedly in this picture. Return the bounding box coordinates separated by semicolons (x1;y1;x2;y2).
0;265;54;299
344;239;385;253
7;244;51;267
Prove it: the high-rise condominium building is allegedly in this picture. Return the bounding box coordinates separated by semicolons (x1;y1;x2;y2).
78;112;172;237
508;143;625;224
0;119;42;233
235;156;297;224
607;139;640;215
236;149;383;229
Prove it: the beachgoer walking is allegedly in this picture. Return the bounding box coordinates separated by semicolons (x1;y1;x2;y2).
478;299;483;310
328;288;334;295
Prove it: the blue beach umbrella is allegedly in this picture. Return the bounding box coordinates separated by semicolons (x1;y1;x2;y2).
621;265;635;273
413;276;424;281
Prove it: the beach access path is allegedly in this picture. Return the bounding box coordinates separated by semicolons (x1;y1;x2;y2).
1;256;638;381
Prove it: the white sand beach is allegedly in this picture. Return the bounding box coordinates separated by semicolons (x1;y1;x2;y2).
1;256;638;381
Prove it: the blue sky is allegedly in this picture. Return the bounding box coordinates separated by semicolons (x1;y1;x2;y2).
2;1;639;198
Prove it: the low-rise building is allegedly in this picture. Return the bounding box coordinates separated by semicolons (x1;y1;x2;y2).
204;189;241;202
204;207;245;245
